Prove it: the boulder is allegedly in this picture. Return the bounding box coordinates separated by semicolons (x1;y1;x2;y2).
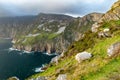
107;42;120;56
56;74;67;80
50;51;64;65
75;51;92;63
103;28;110;32
50;55;61;65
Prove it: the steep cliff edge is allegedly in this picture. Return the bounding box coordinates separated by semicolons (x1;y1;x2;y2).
11;13;102;54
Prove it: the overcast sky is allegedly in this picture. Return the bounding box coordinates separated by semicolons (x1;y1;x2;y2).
0;0;118;17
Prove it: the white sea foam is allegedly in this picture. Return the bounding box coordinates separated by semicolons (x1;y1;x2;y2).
43;52;57;56
9;47;34;55
34;64;45;72
9;47;19;51
34;67;45;72
23;50;32;54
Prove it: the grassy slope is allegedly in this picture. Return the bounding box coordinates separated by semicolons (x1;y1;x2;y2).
27;20;120;80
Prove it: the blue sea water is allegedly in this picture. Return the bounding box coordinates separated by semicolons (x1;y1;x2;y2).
0;39;55;80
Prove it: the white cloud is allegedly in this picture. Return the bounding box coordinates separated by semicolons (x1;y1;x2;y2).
78;0;105;3
0;0;118;17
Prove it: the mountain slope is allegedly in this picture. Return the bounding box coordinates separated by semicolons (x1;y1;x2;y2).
101;0;120;21
27;0;120;80
11;13;102;53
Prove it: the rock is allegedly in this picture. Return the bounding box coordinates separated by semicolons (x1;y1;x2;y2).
45;43;51;54
98;31;106;38
56;68;64;75
50;51;64;65
56;74;67;80
24;45;32;52
75;51;92;63
91;23;100;32
98;28;111;38
98;31;111;38
103;28;110;32
7;76;19;80
50;55;60;65
107;42;120;56
30;76;48;80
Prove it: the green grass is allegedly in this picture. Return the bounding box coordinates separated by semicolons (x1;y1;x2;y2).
99;20;120;32
27;19;120;80
27;31;120;80
82;35;120;80
83;58;120;80
16;32;60;46
48;33;59;39
27;56;76;80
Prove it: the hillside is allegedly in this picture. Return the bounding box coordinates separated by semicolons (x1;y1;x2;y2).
27;0;120;80
0;13;102;54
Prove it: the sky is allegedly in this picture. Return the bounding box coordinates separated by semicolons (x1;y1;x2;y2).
0;0;118;17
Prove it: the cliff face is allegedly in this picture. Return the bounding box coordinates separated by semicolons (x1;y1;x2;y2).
0;13;103;53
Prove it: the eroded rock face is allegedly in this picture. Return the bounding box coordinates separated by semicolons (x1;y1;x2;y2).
56;74;67;80
91;23;100;32
91;0;120;33
107;42;120;56
75;51;92;63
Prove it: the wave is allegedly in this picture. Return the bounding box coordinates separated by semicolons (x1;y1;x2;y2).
8;47;34;55
8;47;58;56
34;64;46;73
9;47;20;51
23;50;33;54
43;52;58;56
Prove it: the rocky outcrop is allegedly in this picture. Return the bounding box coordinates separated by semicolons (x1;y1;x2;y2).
101;0;120;22
107;42;120;57
50;52;64;65
92;0;120;32
98;28;112;38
